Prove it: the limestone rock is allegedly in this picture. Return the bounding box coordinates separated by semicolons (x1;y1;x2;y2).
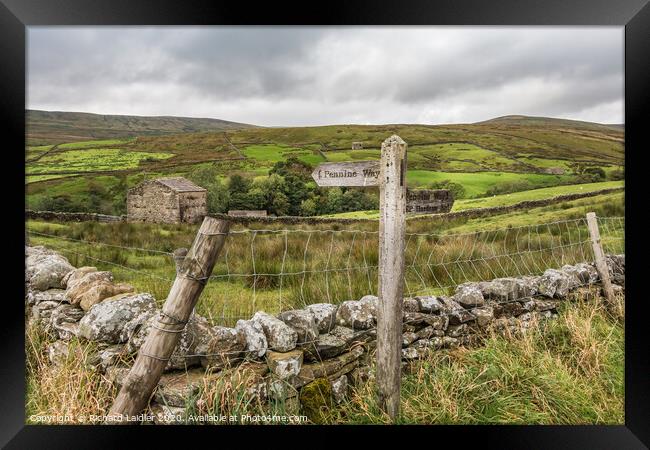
401;346;428;360
415;295;444;313
26;289;68;306
31;300;63;322
252;311;298;352
454;283;485;308
25;246;74;291
305;303;338;333
402;331;418;347
47;341;70;367
62;266;98;289
50;303;85;340
537;269;574;298
303;333;348;360
403;297;420;312
65;270;135;311
267;349;304;380
480;277;537;302
197;326;247;370
331;375;349;404
446;323;469;338
403;312;449;330
336;296;377;330
294;346;364;388
471;305;494;327
78;292;157;344
278;309;319;344
96;344;126;373
562;263;599;285
235;319;268;358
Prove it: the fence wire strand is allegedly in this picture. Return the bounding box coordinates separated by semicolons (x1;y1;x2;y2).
26;216;624;327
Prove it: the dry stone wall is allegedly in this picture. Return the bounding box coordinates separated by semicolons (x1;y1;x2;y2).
25;245;625;424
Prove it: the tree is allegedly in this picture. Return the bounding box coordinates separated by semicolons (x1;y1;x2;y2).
425;179;466;200
186;165;230;214
300;198;317;216
109;175;129;215
228;174;251;194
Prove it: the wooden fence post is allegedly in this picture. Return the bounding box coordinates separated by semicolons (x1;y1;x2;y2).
106;217;230;423
586;212;615;306
377;135;407;421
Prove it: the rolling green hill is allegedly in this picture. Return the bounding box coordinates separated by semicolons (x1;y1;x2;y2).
25;113;625;216
26;109;256;146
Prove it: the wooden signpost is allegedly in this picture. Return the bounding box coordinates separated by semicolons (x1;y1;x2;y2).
311;161;381;187
313;136;407;421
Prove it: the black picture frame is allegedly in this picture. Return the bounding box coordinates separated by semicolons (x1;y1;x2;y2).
2;0;647;447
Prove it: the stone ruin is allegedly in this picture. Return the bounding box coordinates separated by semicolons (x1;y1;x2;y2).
25;245;625;424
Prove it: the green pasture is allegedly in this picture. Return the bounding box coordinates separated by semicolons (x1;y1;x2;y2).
27;148;176;175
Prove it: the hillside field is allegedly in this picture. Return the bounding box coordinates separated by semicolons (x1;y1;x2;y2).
26;113;624;218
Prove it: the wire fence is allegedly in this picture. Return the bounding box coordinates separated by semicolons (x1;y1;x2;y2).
26;215;624;327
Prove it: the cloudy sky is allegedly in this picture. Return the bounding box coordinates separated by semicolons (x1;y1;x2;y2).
27;27;624;126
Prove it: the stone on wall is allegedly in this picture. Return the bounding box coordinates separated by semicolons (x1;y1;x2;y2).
26;246;74;291
303;333;348;361
78;292;157;344
415;295;444;313
278;309;319;344
26;288;68;306
537;269;575;298
267;350;304;380
235;319;268;358
331;374;349;404
196;326;247;370
305;303;338;333
336;296;378;330
454;283;485;307
251;311;298;352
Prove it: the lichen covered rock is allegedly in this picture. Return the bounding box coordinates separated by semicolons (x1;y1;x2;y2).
305;303;338;333
25;246;74;291
78;292;157;344
252;311;298;352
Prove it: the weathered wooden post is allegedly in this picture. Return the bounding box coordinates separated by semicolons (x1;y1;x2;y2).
310;135;407;421
106;217;230;423
377;135;407;421
586;212;615;306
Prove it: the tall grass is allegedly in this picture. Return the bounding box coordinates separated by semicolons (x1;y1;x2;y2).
25;194;624;327
25;318;118;424
322;293;624;424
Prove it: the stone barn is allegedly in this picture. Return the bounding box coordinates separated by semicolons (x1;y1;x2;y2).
127;177;207;224
351;142;363;150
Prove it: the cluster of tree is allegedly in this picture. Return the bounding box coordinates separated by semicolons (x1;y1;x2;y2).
569;163;623;183
186;157;378;216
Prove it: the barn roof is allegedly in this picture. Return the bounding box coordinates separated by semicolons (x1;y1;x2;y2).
155;177;207;192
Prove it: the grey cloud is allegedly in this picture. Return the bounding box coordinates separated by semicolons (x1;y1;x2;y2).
27;26;623;125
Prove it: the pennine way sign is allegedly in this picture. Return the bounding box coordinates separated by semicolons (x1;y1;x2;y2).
311;161;381;187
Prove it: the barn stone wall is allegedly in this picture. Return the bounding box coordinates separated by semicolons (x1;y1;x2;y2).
178;191;208;224
127;182;180;224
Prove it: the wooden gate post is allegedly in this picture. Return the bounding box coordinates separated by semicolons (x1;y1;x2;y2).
586;212;615;306
377;135;407;421
106;217;230;423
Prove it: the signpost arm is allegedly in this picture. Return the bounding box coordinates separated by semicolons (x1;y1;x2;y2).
377;135;407;422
